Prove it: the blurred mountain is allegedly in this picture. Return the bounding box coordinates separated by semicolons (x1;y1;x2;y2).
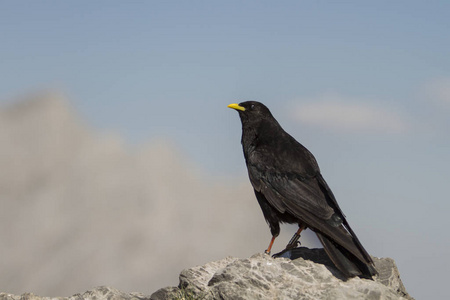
0;92;304;296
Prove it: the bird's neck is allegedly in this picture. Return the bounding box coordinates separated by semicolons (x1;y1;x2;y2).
241;124;258;155
241;118;278;156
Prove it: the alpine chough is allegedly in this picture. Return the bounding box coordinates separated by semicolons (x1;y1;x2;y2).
228;101;377;278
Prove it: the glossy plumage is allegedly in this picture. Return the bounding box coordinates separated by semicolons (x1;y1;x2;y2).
229;101;377;278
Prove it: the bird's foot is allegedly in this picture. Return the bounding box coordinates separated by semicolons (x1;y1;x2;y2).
264;236;276;256
285;240;300;250
285;235;301;250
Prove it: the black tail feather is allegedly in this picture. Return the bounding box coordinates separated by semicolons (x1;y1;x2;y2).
316;232;377;279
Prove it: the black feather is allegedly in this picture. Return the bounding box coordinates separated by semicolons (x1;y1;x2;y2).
229;101;377;278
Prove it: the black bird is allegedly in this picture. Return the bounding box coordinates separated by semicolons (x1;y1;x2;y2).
228;101;377;278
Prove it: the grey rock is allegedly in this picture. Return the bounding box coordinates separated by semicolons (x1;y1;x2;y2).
151;248;413;300
0;286;150;300
0;249;412;300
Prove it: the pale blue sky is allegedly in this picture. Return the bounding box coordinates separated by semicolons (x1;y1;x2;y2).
1;1;449;298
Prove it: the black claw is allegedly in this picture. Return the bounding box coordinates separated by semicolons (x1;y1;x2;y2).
286;241;299;250
286;235;301;250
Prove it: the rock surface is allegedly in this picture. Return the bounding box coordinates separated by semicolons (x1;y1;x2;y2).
152;247;413;300
0;286;150;300
0;248;412;300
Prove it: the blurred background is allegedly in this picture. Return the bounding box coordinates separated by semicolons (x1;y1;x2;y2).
1;1;449;299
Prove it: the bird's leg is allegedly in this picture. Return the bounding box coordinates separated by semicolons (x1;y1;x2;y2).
264;236;277;255
285;224;306;250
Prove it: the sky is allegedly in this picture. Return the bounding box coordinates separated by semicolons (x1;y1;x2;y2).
1;1;449;298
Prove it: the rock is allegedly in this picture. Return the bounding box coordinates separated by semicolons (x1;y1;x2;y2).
151;247;413;300
0;286;151;300
0;248;412;300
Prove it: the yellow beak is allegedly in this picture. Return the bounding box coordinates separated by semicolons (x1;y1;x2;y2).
227;103;246;111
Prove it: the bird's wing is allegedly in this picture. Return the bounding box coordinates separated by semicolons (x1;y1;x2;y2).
248;163;334;220
248;160;373;265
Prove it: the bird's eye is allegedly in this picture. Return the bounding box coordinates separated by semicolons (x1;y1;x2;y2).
251;104;255;109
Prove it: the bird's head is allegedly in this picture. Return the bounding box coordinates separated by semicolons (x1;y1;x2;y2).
227;101;274;125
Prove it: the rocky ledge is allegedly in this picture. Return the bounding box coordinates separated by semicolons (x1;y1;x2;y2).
152;247;412;300
0;248;412;300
